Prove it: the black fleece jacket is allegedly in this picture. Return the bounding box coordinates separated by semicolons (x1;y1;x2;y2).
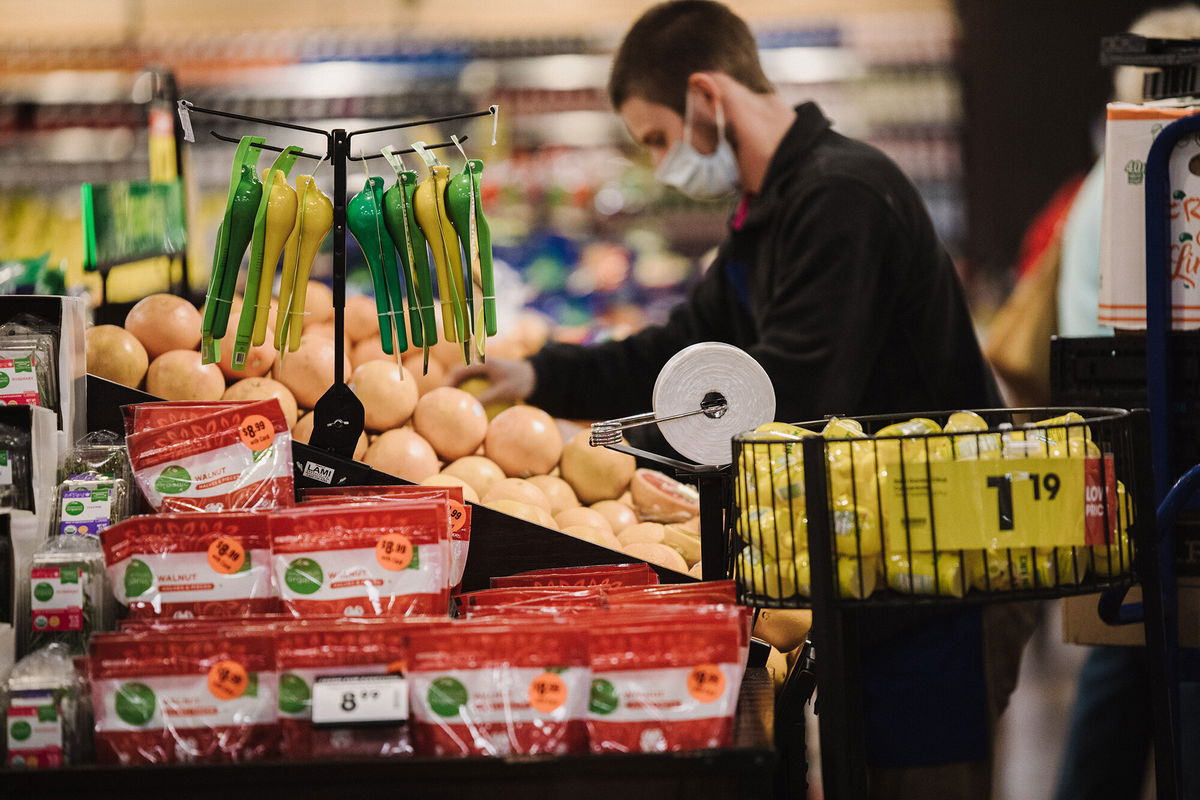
529;102;1000;424
527;103;1004;768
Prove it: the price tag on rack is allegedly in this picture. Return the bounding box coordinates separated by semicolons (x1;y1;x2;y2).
879;455;1118;551
312;674;408;727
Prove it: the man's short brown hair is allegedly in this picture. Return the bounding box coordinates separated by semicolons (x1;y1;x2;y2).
608;1;773;115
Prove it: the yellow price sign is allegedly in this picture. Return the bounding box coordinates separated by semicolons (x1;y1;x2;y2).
879;456;1117;551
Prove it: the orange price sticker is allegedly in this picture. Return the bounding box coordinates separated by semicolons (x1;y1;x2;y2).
687;664;726;704
208;659;249;701
528;671;568;714
449;500;467;533
375;533;414;571
238;414;274;452
206;537;246;575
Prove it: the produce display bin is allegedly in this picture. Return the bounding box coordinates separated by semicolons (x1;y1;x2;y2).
728;406;1157;799
83;374;696;589
19;375;767;792
2;669;775;800
732;407;1142;608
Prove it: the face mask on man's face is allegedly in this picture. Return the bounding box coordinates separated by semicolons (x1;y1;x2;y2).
654;91;740;201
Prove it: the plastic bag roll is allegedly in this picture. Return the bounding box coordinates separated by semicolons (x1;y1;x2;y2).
653;342;775;466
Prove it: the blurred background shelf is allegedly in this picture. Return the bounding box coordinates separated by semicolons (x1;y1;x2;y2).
0;0;965;336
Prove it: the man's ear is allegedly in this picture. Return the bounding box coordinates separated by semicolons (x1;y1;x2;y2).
686;72;723;117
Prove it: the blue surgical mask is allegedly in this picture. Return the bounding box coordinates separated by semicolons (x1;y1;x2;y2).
654;92;739;201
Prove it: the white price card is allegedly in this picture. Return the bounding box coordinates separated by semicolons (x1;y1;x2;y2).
311;674;408;727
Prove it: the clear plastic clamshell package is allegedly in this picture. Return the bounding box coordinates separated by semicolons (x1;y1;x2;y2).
4;642;87;769
51;478;129;539
62;431;132;485
0;322;57;412
26;535;112;655
0;297;88;445
0;422;33;511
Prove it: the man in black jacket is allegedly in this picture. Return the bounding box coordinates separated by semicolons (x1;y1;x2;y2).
454;2;1025;797
457;5;995;424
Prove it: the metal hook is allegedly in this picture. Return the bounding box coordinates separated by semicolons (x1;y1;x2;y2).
589;392;729;447
208;130;324;159
348;137;467;162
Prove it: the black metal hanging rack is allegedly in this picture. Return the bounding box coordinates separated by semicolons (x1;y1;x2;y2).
176;100;497;462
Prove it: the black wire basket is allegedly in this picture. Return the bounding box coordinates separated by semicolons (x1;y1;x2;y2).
730;408;1141;609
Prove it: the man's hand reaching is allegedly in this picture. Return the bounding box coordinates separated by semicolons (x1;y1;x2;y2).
447;357;537;405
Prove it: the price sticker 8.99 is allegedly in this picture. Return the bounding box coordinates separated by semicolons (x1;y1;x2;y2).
879;455;1117;551
311;674;408;727
238;415;274;452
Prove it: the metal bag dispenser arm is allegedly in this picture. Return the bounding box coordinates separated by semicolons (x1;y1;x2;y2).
589;342;776;581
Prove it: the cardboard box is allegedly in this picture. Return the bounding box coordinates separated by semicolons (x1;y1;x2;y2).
1099;103;1200;331
1062;579;1200;647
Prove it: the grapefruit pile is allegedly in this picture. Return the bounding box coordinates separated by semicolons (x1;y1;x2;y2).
87;291;704;575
